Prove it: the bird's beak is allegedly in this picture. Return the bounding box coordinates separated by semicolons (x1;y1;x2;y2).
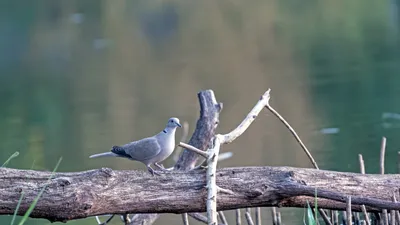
176;122;182;127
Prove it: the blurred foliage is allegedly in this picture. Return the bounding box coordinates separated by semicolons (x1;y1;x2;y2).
0;0;400;225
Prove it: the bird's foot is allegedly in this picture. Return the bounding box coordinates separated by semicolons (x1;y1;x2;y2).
147;166;161;176
154;162;165;170
155;163;173;171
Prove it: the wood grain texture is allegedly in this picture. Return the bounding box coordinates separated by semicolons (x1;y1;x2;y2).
2;166;400;222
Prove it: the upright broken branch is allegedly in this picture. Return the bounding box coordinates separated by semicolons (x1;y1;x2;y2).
205;90;271;224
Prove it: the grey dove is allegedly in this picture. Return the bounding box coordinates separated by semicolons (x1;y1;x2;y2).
89;117;181;175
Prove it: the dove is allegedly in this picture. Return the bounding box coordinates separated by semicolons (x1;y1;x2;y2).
89;117;182;175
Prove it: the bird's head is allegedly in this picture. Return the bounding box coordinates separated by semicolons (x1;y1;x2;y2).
166;117;182;128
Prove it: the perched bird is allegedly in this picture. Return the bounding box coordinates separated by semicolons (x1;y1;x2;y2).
89;117;182;175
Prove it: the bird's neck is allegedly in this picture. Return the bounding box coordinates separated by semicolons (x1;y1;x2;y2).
162;127;176;134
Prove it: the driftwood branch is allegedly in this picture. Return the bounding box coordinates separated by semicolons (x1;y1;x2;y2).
2;166;400;222
204;90;272;224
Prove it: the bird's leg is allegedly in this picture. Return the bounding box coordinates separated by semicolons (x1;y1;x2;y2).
154;162;165;170
154;162;173;171
147;165;161;176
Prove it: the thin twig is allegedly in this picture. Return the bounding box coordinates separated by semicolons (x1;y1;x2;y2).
178;142;209;158
347;196;352;225
245;208;255;225
255;207;261;225
330;210;335;225
219;90;271;144
359;153;370;225
188;213;225;225
383;210;389;225
276;211;282;225
95;215;115;225
271;208;277;225
174;121;190;162
334;210;339;225
362;205;371;225
359;154;365;174
122;214;131;224
218;211;228;225
390;209;395;225
182;213;189;225
393;192;400;225
320;209;333;225
264;90;332;221
380;137;387;175
236;209;242;225
264;92;318;169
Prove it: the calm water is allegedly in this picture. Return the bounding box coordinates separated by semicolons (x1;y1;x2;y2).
1;1;400;225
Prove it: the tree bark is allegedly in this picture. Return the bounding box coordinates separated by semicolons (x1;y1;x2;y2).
2;166;400;222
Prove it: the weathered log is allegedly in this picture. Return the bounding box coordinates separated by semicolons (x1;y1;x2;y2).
1;166;400;222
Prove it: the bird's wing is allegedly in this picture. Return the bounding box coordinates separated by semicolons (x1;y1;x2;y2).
122;137;162;161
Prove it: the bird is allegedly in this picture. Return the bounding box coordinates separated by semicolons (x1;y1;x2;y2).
89;117;182;175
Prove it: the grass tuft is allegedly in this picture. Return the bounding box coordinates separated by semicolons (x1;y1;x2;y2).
15;157;62;225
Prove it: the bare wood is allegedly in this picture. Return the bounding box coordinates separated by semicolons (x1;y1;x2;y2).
320;209;333;225
393;193;400;225
264;90;319;169
188;213;225;225
182;213;189;225
359;154;365;174
264;89;330;221
132;90;221;225
334;211;339;225
5;166;400;222
255;208;261;225
362;205;371;225
219;90;270;144
178;142;208;158
245;208;254;225
207;137;221;225
236;209;241;225
271;208;277;225
359;153;370;225
380;137;387;175
347;196;352;225
276;211;282;225
383;210;389;225
174;90;222;171
207;90;273;224
390;209;395;225
218;211;228;225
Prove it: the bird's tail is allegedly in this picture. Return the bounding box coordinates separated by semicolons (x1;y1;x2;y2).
89;152;119;158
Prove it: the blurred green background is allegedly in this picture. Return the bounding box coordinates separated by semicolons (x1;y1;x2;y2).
1;0;400;224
